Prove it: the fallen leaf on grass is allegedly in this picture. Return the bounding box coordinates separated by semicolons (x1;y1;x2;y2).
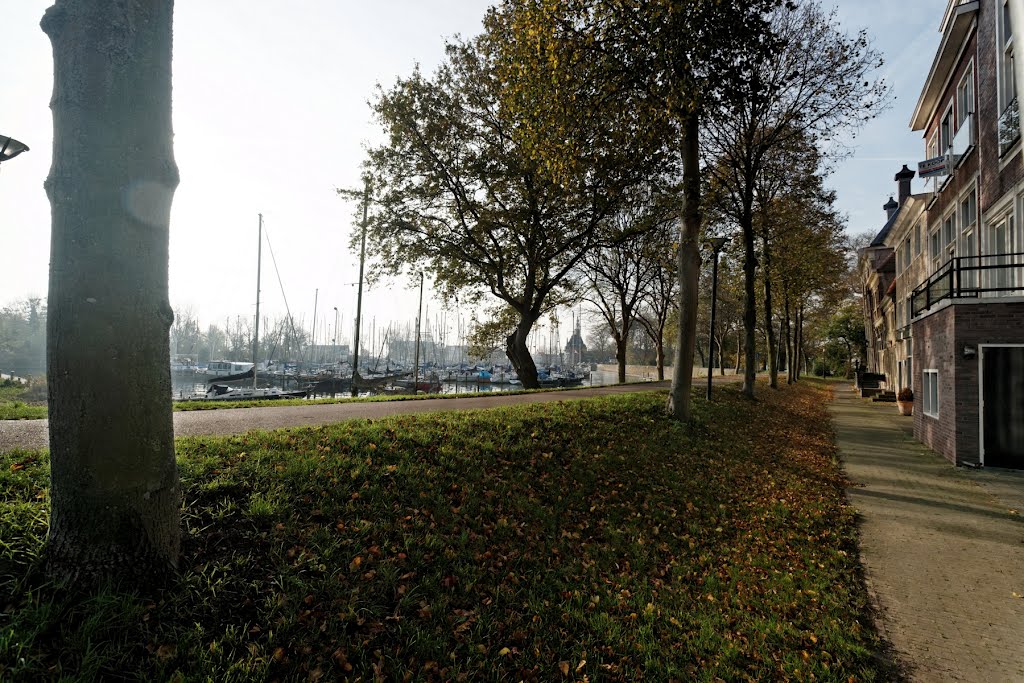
559;661;570;676
155;644;177;660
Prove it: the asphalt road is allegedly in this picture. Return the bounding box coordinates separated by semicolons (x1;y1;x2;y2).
0;381;684;452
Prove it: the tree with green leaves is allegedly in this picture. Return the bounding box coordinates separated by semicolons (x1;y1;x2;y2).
42;0;180;580
351;5;663;389
582;194;675;383
825;300;867;376
635;224;678;381
702;0;888;398
503;0;788;419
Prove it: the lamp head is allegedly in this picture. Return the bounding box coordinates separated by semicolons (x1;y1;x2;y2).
707;236;728;253
0;135;29;163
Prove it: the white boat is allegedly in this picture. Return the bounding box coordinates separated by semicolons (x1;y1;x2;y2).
198;384;307;401
203;360;255;377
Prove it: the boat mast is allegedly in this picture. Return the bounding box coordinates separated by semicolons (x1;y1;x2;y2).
311;288;318;369
413;271;424;390
253;213;262;389
351;179;369;397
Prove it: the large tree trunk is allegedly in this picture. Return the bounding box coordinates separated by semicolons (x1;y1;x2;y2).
615;334;628;384
794;304;804;381
762;245;778;389
42;0;180;581
783;294;794;385
506;315;540;388
668;110;701;421
741;209;758;398
655;336;665;381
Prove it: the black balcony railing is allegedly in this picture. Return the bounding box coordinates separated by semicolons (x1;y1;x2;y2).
999;96;1020;157
911;252;1024;317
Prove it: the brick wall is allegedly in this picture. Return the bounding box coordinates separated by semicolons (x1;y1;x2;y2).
912;299;1024;464
913;306;957;462
978;0;1024;213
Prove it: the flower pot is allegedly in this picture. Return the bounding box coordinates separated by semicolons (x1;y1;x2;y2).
896;400;913;416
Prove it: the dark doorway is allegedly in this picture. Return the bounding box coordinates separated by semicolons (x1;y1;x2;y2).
983;346;1024;469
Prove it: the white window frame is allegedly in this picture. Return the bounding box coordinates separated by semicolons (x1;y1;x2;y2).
940;102;955;153
942;211;957;249
922;369;940;418
957;62;976;131
999;0;1017;112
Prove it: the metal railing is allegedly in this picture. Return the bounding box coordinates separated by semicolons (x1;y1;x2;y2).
911;251;1024;317
999;96;1020;157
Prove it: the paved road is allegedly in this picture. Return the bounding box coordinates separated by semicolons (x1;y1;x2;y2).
829;384;1024;682
0;381;683;452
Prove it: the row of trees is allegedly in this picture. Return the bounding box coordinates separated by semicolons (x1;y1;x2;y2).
38;0;881;580
352;0;886;419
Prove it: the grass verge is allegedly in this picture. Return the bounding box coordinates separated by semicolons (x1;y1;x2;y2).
0;385;45;421
0;383;894;681
0;381;662;419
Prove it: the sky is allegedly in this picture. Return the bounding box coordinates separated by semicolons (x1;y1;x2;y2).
0;0;942;349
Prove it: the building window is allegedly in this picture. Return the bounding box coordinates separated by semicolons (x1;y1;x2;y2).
957;64;975;131
999;0;1020;155
942;213;956;247
914;222;922;256
931;229;942;272
988;214;1014;292
940;104;955;152
922;369;939;418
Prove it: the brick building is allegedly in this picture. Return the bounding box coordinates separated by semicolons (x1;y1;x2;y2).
860;0;1024;468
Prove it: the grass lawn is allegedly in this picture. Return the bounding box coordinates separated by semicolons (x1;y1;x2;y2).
0;384;45;421
0;383;894;681
0;381;652;420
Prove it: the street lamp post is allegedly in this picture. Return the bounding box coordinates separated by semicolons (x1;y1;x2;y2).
0;135;29;170
706;236;729;401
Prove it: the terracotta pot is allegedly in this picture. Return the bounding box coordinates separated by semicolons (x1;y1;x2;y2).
896;400;913;416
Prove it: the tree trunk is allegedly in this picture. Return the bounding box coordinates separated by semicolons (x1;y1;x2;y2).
615;333;628;384
655;337;665;381
696;339;706;369
668;110;701;421
42;0;180;582
719;336;727;376
506;315;540;388
783;295;794;384
795;304;804;381
741;201;758;398
734;326;741;373
762;249;778;389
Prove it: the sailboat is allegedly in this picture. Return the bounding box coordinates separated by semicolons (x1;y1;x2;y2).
198;214;307;401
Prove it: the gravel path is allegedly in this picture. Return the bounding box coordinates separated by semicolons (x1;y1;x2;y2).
0;381;681;452
830;384;1024;682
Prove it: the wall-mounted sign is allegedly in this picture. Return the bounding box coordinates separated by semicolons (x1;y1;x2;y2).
918;155;950;178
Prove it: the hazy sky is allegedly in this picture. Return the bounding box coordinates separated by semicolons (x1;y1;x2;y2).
1;1;940;346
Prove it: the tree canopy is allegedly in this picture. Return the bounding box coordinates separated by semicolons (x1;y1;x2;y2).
350;5;667;387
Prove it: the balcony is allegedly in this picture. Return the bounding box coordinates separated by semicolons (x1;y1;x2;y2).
999;97;1020;157
911;252;1024;317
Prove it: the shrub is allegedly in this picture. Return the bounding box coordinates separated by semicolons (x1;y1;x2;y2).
897;387;913;402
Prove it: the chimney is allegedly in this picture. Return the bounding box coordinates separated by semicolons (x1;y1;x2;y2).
895;164;915;206
884;196;898;221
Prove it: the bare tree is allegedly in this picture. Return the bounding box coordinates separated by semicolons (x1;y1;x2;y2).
42;0;180;580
